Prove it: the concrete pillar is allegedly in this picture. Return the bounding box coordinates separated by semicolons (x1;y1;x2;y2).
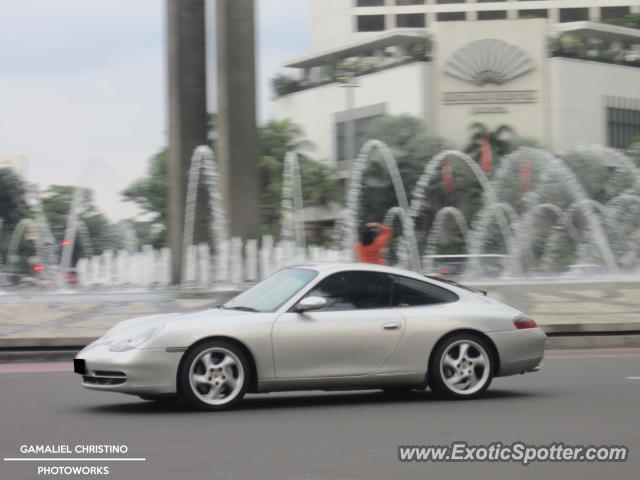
167;0;208;284
216;0;260;242
468;0;478;21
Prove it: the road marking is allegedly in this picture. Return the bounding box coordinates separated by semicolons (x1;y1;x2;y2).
545;348;640;360
626;376;640;380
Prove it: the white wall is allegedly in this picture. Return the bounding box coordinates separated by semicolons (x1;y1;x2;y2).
311;0;353;51
271;62;433;165
310;0;640;54
433;19;549;149
548;58;640;152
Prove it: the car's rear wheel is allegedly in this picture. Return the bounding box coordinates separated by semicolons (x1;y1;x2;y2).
429;334;495;399
178;341;250;411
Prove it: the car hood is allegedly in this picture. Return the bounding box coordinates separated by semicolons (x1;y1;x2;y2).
94;308;253;345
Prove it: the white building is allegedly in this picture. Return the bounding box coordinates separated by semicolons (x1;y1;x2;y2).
271;0;640;168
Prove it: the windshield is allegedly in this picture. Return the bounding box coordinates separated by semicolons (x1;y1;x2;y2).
222;268;318;313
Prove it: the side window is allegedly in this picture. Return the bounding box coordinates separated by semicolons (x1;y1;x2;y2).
306;271;393;311
391;275;458;307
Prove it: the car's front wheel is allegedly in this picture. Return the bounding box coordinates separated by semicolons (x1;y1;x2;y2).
429;334;495;399
178;340;250;411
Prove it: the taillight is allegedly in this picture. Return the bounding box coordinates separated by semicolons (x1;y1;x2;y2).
514;317;537;329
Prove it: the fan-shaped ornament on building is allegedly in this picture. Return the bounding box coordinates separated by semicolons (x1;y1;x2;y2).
444;39;535;86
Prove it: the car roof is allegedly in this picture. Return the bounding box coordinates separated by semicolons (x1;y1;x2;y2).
288;262;429;281
285;263;480;299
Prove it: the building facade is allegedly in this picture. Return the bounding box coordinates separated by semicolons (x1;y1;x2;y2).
271;0;640;168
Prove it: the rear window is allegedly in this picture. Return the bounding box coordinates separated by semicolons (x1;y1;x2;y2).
391;275;458;307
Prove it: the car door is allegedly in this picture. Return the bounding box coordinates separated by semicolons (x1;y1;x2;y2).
272;270;405;379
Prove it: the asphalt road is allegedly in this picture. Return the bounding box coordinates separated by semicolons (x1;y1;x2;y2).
1;349;639;480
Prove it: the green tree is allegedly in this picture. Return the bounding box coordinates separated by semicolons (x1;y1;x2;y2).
121;119;340;242
603;13;640;29
358;115;455;247
40;185;112;260
121;150;168;247
464;122;515;161
0;168;28;229
121;150;167;224
271;74;301;98
259;119;340;238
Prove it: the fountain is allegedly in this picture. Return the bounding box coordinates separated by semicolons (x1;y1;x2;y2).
5;188;59;281
343;139;420;270
280;151;306;250
425;206;471;258
181;146;228;287
9;140;639;291
59;186;86;285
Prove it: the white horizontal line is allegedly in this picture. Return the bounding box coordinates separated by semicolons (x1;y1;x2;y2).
627;376;640;380
3;458;146;462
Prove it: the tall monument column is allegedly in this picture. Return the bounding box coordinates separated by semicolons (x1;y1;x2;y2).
167;0;208;284
216;0;260;241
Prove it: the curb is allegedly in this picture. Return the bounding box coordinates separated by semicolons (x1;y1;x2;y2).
545;334;640;349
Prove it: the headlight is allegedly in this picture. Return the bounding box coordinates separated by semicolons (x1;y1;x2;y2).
108;325;163;352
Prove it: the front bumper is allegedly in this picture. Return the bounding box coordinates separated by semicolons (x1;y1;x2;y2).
487;327;547;377
75;343;182;396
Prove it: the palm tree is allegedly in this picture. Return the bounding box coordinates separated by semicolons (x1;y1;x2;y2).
464;122;515;160
259;119;314;161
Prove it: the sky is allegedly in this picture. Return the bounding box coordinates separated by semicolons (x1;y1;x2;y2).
0;0;311;220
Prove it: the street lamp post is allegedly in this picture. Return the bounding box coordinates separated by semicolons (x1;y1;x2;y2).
340;71;360;169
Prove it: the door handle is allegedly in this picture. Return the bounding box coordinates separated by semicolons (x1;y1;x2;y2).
383;322;400;331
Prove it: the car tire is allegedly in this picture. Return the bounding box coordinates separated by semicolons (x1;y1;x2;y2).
429;333;495;400
178;340;250;411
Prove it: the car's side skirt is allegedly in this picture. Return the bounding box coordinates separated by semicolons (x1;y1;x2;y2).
256;372;425;393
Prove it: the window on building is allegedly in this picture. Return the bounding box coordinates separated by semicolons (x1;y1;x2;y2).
396;0;424;5
607;102;640;149
336;115;382;163
601;6;631;22
396;13;426;28
559;8;589;23
476;0;506;21
356;15;386;32
518;9;548;19
478;10;507;20
437;12;466;21
356;0;385;7
436;1;466;21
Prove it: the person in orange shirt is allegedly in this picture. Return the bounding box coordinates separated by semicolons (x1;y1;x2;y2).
354;222;393;265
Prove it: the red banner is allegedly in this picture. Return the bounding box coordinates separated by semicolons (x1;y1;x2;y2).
442;158;454;192
480;136;492;174
522;159;532;192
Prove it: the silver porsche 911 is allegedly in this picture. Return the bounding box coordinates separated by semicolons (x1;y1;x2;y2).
74;263;546;410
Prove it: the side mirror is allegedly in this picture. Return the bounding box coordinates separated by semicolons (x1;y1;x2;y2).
295;296;327;313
